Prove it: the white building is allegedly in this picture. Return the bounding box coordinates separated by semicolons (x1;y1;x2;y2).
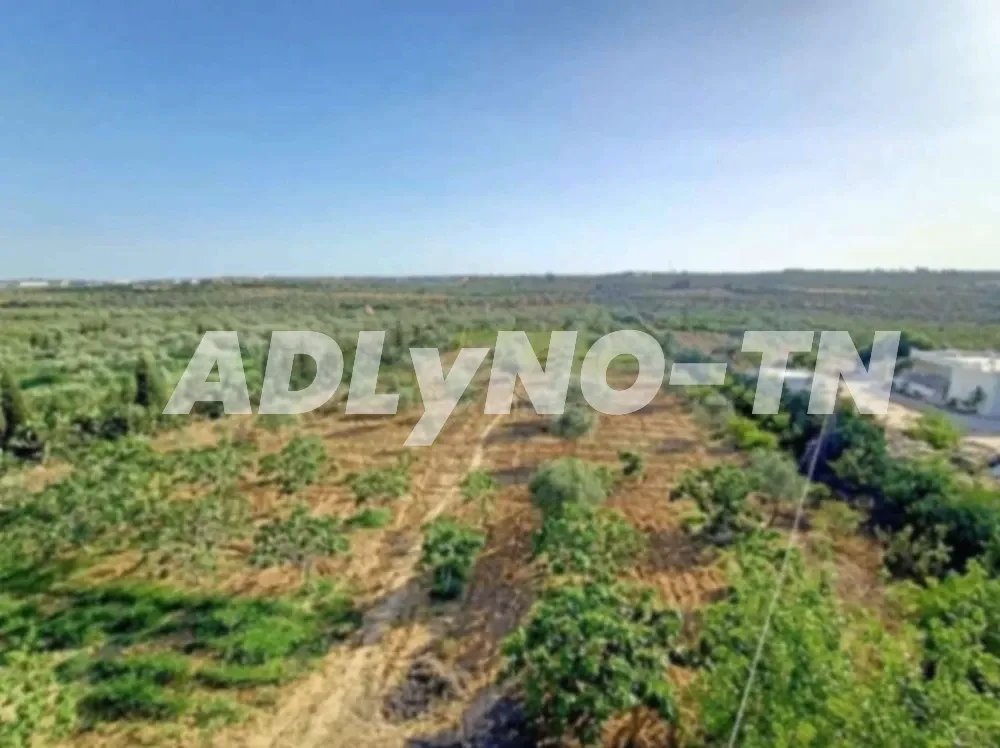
898;350;1000;418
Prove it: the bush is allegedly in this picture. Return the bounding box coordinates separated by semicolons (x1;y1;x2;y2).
907;411;963;450
529;458;613;518
345;456;411;503
726;416;779;451
670;464;757;545
420;516;486;601
79;677;187;723
461;469;499;517
0;650;79;745
258;435;327;494
549;406;596;439
882;525;951;581
692;391;734;433
83;653;190;686
195;660;292;689
618;449;645;480
533;503;643;579
503;582;680;746
746;449;805;523
250;504;349;570
345;506;392;530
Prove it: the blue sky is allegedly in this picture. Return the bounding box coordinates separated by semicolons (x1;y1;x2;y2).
1;1;997;279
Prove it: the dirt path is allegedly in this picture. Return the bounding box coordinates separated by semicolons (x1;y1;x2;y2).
241;410;505;748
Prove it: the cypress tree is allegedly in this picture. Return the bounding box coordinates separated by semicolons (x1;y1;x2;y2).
134;354;167;410
0;369;29;444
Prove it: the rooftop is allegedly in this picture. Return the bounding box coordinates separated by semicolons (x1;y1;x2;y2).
911;349;1000;373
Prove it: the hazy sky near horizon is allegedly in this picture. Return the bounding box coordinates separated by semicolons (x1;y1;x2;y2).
1;1;998;278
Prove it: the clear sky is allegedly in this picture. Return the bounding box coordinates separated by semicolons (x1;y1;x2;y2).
1;1;997;279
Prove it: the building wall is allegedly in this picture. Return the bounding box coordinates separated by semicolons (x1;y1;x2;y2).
948;368;998;413
990;378;1000;418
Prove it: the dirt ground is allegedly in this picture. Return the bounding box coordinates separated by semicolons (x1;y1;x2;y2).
200;390;725;748
27;384;886;748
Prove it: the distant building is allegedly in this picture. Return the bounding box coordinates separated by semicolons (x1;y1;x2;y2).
17;280;50;288
897;350;1000;418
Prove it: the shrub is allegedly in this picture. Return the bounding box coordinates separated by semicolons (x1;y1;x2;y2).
461;469;498;517
726;416;779;451
746;449;805;524
503;582;680;746
692;391;734;433
84;653;190;686
618;449;645;480
882;525;951;582
533;503;643;579
420;516;486;601
529;458;613;518
461;469;498;502
549;406;596;439
78;677;187;722
258;435;327;494
195;660;292;689
0;650;79;746
907;411;963;450
810;501;863;538
250;504;349;570
345;455;411;503
345;506;392;529
670;464;757;545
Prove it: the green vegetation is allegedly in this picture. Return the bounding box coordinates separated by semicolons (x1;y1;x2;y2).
529;457;614;518
460;468;499;517
345;506;393;529
533;503;643;579
0;581;357;731
549;405;596;439
907;410;964;450
671;464;759;545
618;448;645;480
345;455;411;503
503;582;680;745
249;504;349;571
3;274;1000;742
258;435;328;493
694;547;1000;747
419;516;486;600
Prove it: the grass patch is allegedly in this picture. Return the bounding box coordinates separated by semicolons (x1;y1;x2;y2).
346;506;393;529
196;660;294;689
79;677;188;723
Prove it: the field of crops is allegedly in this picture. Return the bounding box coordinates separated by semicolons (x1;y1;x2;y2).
2;272;1000;747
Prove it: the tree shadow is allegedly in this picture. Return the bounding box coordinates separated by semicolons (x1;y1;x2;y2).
490;465;538;487
485;422;547;446
656;437;697;455
407;690;536;748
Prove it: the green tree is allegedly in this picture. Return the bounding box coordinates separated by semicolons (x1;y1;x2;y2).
533;503;643;580
0;369;29;445
549;405;596;439
696;553;850;747
420;516;485;600
134;354;167;411
670;464;757;544
503;582;680;746
529;457;612;518
746;449;806;525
